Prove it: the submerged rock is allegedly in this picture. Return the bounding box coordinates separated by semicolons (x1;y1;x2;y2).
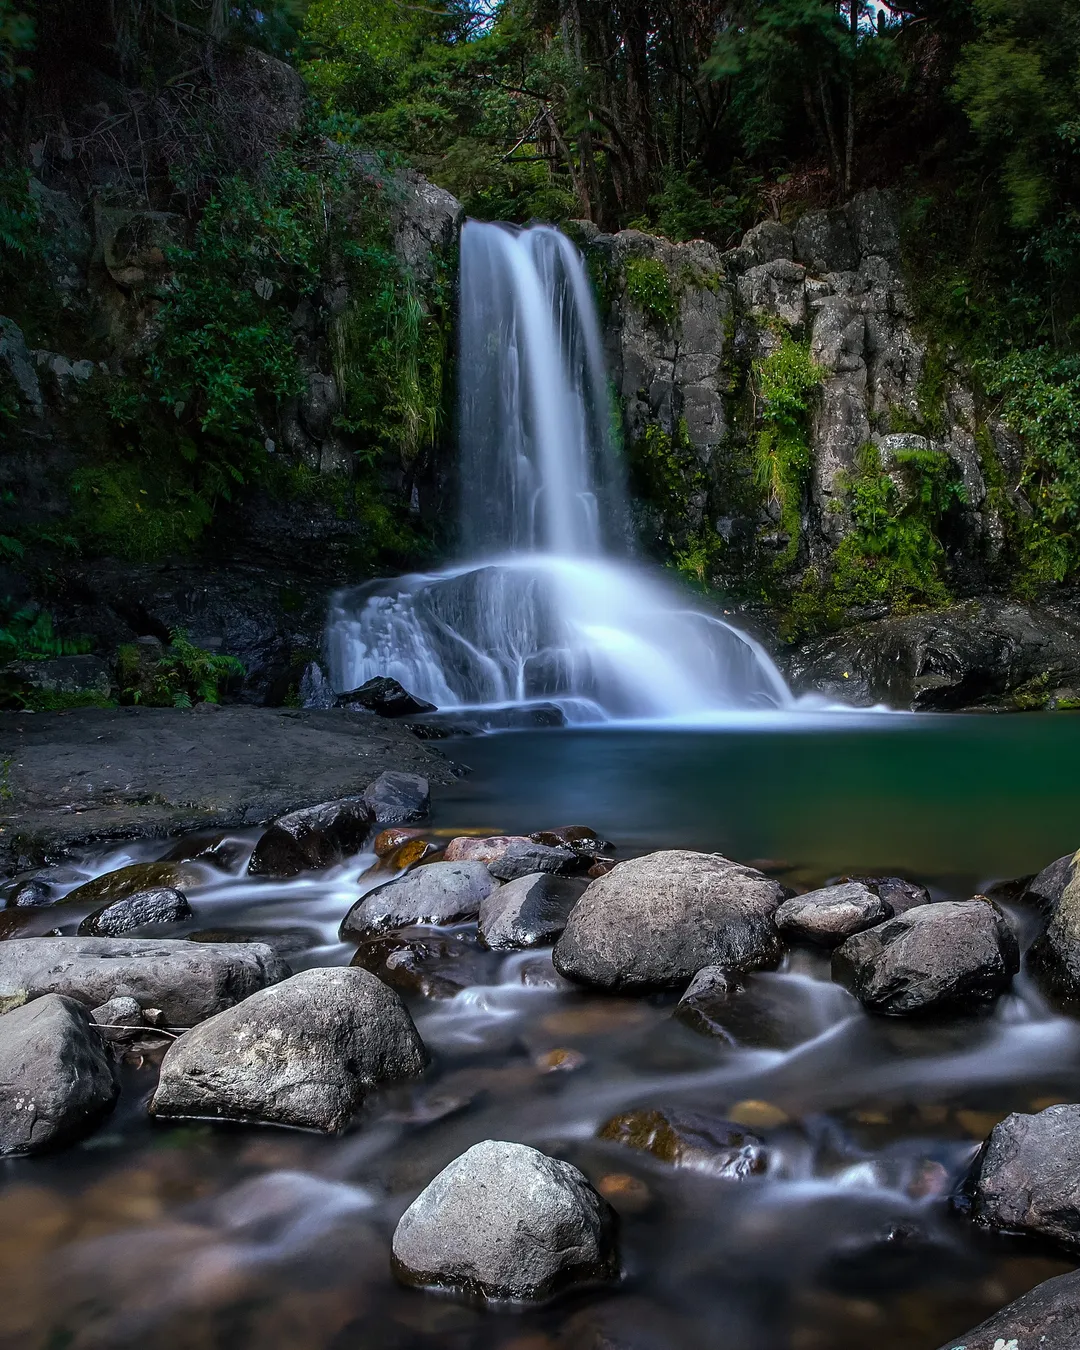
553;850;785;991
391;1139;618;1302
936;1269;1080;1350
338;676;437;717
0;994;118;1155
63;860;206;906
832;900;1019;1015
373;827;427;857
351;929;499;998
340;860;497;942
0;936;287;1026
150;967;427;1131
674;966;853;1049
247;796;373;877
775;881;891;946
488;840;578;881
362;770;430;825
78;886;192;937
597;1107;767;1178
479;872;583;950
967;1103;1080;1254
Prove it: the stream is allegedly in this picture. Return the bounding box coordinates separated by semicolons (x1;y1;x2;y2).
3;713;1079;1350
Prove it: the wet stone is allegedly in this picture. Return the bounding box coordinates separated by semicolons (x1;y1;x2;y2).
530;826;614;862
337;676;437;718
185;927;322;960
479;872;584;950
832;899;1020;1015
968;1102;1080;1254
247;796;373;878
597;1107;768;1178
775;881;891;947
488;841;579;881
150;966;428;1132
444;835;530;864
90;995;143;1026
350;929;500;999
362;770;430;825
362;838;437;876
161;833;249;871
78;886;192;937
340;860;497;942
840;875;932;915
391;1139;619;1303
63;861;207;907
0;994;119;1156
374;827;427;857
936;1268;1080;1350
6;878;52;909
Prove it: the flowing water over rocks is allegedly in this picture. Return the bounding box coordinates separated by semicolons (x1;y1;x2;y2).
326;223;794;723
2;720;1080;1350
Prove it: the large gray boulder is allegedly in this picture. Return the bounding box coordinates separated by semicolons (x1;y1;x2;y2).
1027;850;1079;910
0;937;287;1026
151;967;427;1132
774;881;890;947
0;994;118;1155
553;851;785;991
340;861;497;942
967;1103;1080;1254
391;1139;618;1302
487;840;577;881
832;900;1019;1015
479;873;582;950
248;796;373;877
936;1269;1080;1350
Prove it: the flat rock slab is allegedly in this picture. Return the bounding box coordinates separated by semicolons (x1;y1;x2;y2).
936;1269;1080;1350
0;936;288;1026
151;967;427;1132
0;993;118;1155
968;1103;1080;1254
0;706;457;879
392;1139;618;1303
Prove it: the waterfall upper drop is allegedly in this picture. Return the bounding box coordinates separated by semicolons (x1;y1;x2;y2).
326;220;794;722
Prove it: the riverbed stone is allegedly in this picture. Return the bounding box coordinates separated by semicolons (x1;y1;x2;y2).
78;886;193;937
351;929;500;998
935;1268;1080;1350
340;860;497;941
859;875;932;914
63;860;207;906
674;966;854;1049
444;835;531;864
479;873;583;950
90;995;143;1026
775;881;891;946
597;1107;767;1178
247;796;373;877
338;676;437;717
391;1139;619;1302
150;966;427;1131
967;1103;1080;1253
1028;861;1080;1008
530;826;614;862
1026;850;1079;910
0;936;288;1026
6;877;52;908
832;899;1019;1015
488;840;578;881
362;770;430;824
0;994;118;1155
553;850;785;991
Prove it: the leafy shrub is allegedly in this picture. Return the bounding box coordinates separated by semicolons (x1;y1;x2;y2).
0;604;92;663
116;630;243;708
625;258;678;327
70;463;214;563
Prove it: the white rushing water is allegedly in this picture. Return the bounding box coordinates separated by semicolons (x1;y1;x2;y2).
327;220;797;722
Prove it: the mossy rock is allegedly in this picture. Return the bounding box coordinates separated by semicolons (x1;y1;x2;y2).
63;861;208;907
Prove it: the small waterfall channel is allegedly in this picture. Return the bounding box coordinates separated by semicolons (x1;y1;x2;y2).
326;220;795;723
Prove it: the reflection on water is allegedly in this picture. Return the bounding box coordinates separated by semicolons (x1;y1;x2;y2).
3;719;1080;1349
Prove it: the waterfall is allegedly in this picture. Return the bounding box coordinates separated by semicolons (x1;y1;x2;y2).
326;220;795;723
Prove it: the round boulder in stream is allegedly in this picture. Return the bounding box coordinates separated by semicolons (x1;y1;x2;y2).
78;886;192;937
832;899;1019;1015
552;850;786;991
1028;860;1080;1008
340;861;497;942
479;872;583;950
774;881;891;947
150;966;427;1132
391;1139;619;1303
0;994;118;1155
247;796;373;878
967;1102;1080;1254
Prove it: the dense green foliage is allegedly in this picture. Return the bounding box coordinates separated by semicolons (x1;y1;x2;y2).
116;630;244;707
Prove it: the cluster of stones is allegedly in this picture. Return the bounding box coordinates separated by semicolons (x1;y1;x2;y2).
6;787;1080;1339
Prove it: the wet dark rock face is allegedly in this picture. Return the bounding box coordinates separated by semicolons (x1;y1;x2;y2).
337;677;437;718
391;1139;619;1303
350;929;500;999
597;1107;768;1178
78;886;192;937
967;1103;1080;1254
936;1269;1080;1350
247;797;375;878
832;900;1019;1015
479;872;584;950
